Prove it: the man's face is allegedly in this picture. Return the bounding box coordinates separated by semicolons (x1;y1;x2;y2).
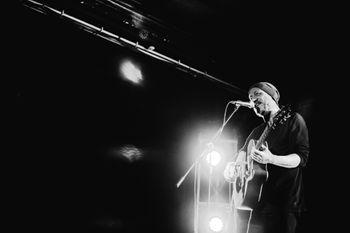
248;87;274;116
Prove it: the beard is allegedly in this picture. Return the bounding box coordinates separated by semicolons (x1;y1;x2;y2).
254;105;269;121
256;105;267;115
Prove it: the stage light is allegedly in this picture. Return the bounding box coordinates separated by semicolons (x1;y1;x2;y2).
198;203;234;233
120;60;143;84
206;151;221;167
107;144;143;162
119;144;143;162
208;216;224;232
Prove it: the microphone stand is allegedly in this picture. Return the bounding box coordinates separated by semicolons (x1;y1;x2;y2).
176;104;241;233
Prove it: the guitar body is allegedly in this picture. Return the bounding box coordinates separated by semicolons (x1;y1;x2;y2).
232;139;268;210
242;139;268;208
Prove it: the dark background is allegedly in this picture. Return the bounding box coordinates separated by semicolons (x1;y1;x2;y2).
13;1;340;233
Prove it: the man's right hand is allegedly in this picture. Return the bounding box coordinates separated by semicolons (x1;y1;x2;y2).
223;161;238;183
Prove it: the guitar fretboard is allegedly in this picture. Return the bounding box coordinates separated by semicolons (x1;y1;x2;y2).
255;123;272;149
255;107;287;149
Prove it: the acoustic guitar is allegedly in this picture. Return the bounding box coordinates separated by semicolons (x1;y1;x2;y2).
229;105;291;210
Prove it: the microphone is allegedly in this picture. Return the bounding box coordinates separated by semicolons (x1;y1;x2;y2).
230;100;255;108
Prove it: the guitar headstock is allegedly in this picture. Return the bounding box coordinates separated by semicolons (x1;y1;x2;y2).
270;105;291;129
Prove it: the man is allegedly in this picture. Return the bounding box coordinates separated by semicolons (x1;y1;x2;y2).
224;82;310;233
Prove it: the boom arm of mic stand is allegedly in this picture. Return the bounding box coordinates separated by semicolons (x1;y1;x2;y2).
176;105;240;188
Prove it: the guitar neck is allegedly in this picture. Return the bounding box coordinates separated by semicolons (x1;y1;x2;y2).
256;124;271;149
255;106;289;149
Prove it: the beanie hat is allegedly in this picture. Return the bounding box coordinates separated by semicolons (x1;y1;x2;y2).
248;82;280;103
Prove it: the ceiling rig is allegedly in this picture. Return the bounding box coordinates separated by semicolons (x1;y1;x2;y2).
21;0;246;96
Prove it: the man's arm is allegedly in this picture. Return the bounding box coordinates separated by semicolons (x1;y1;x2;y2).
269;153;301;168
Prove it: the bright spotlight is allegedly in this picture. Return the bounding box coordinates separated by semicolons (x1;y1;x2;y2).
208;216;224;232
206;151;221;166
120;60;143;84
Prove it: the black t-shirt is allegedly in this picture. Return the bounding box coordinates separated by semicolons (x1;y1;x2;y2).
240;111;310;213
